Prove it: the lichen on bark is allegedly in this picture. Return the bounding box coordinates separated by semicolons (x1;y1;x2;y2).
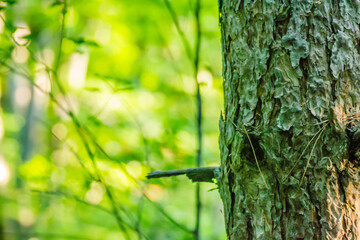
218;0;360;239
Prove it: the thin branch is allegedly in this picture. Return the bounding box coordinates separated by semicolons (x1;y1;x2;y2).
147;167;218;183
163;0;193;61
193;0;202;238
53;0;67;73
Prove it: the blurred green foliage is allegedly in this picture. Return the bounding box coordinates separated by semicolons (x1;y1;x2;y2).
0;0;225;239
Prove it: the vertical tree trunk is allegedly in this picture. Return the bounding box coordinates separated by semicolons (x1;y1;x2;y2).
218;0;360;239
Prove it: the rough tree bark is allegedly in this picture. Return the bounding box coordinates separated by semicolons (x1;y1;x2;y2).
218;0;360;239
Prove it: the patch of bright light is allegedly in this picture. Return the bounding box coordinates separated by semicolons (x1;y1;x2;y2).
36;48;55;66
145;184;163;202
35;69;51;94
94;22;111;45
137;91;155;109
12;24;31;46
0;13;4;34
143;120;163;140
68;53;89;90
108;97;121;111
52;123;68;141
197;70;213;87
19;209;34;227
0;156;10;186
104;141;121;157
85;181;105;205
126;161;142;179
14;84;31;107
12;46;30;63
0;116;4;140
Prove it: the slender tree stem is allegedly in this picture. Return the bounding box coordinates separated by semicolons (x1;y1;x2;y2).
163;0;203;238
194;0;202;239
54;0;67;73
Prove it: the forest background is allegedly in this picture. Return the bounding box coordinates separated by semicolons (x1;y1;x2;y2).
0;0;226;239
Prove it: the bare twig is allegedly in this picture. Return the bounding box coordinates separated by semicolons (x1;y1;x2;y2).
147;167;218;183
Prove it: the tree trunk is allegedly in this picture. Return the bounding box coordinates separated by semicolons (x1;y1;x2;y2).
218;0;360;239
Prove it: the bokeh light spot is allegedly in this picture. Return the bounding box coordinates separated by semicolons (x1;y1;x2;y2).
19;209;35;227
52;123;68;141
85;181;105;205
0;157;10;186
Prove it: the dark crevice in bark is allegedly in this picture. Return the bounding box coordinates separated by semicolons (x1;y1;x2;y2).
299;57;308;101
283;130;293;149
284;194;291;239
346;125;360;165
307;179;322;239
335;166;348;235
328;1;338;106
227;170;235;237
336;169;346;203
243;134;265;165
276;177;286;240
274;4;290;37
269;97;280;127
271;187;276;235
355;39;360;56
253;97;263;127
246;214;253;240
329;0;337;34
235;0;244;13
326;42;337;105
